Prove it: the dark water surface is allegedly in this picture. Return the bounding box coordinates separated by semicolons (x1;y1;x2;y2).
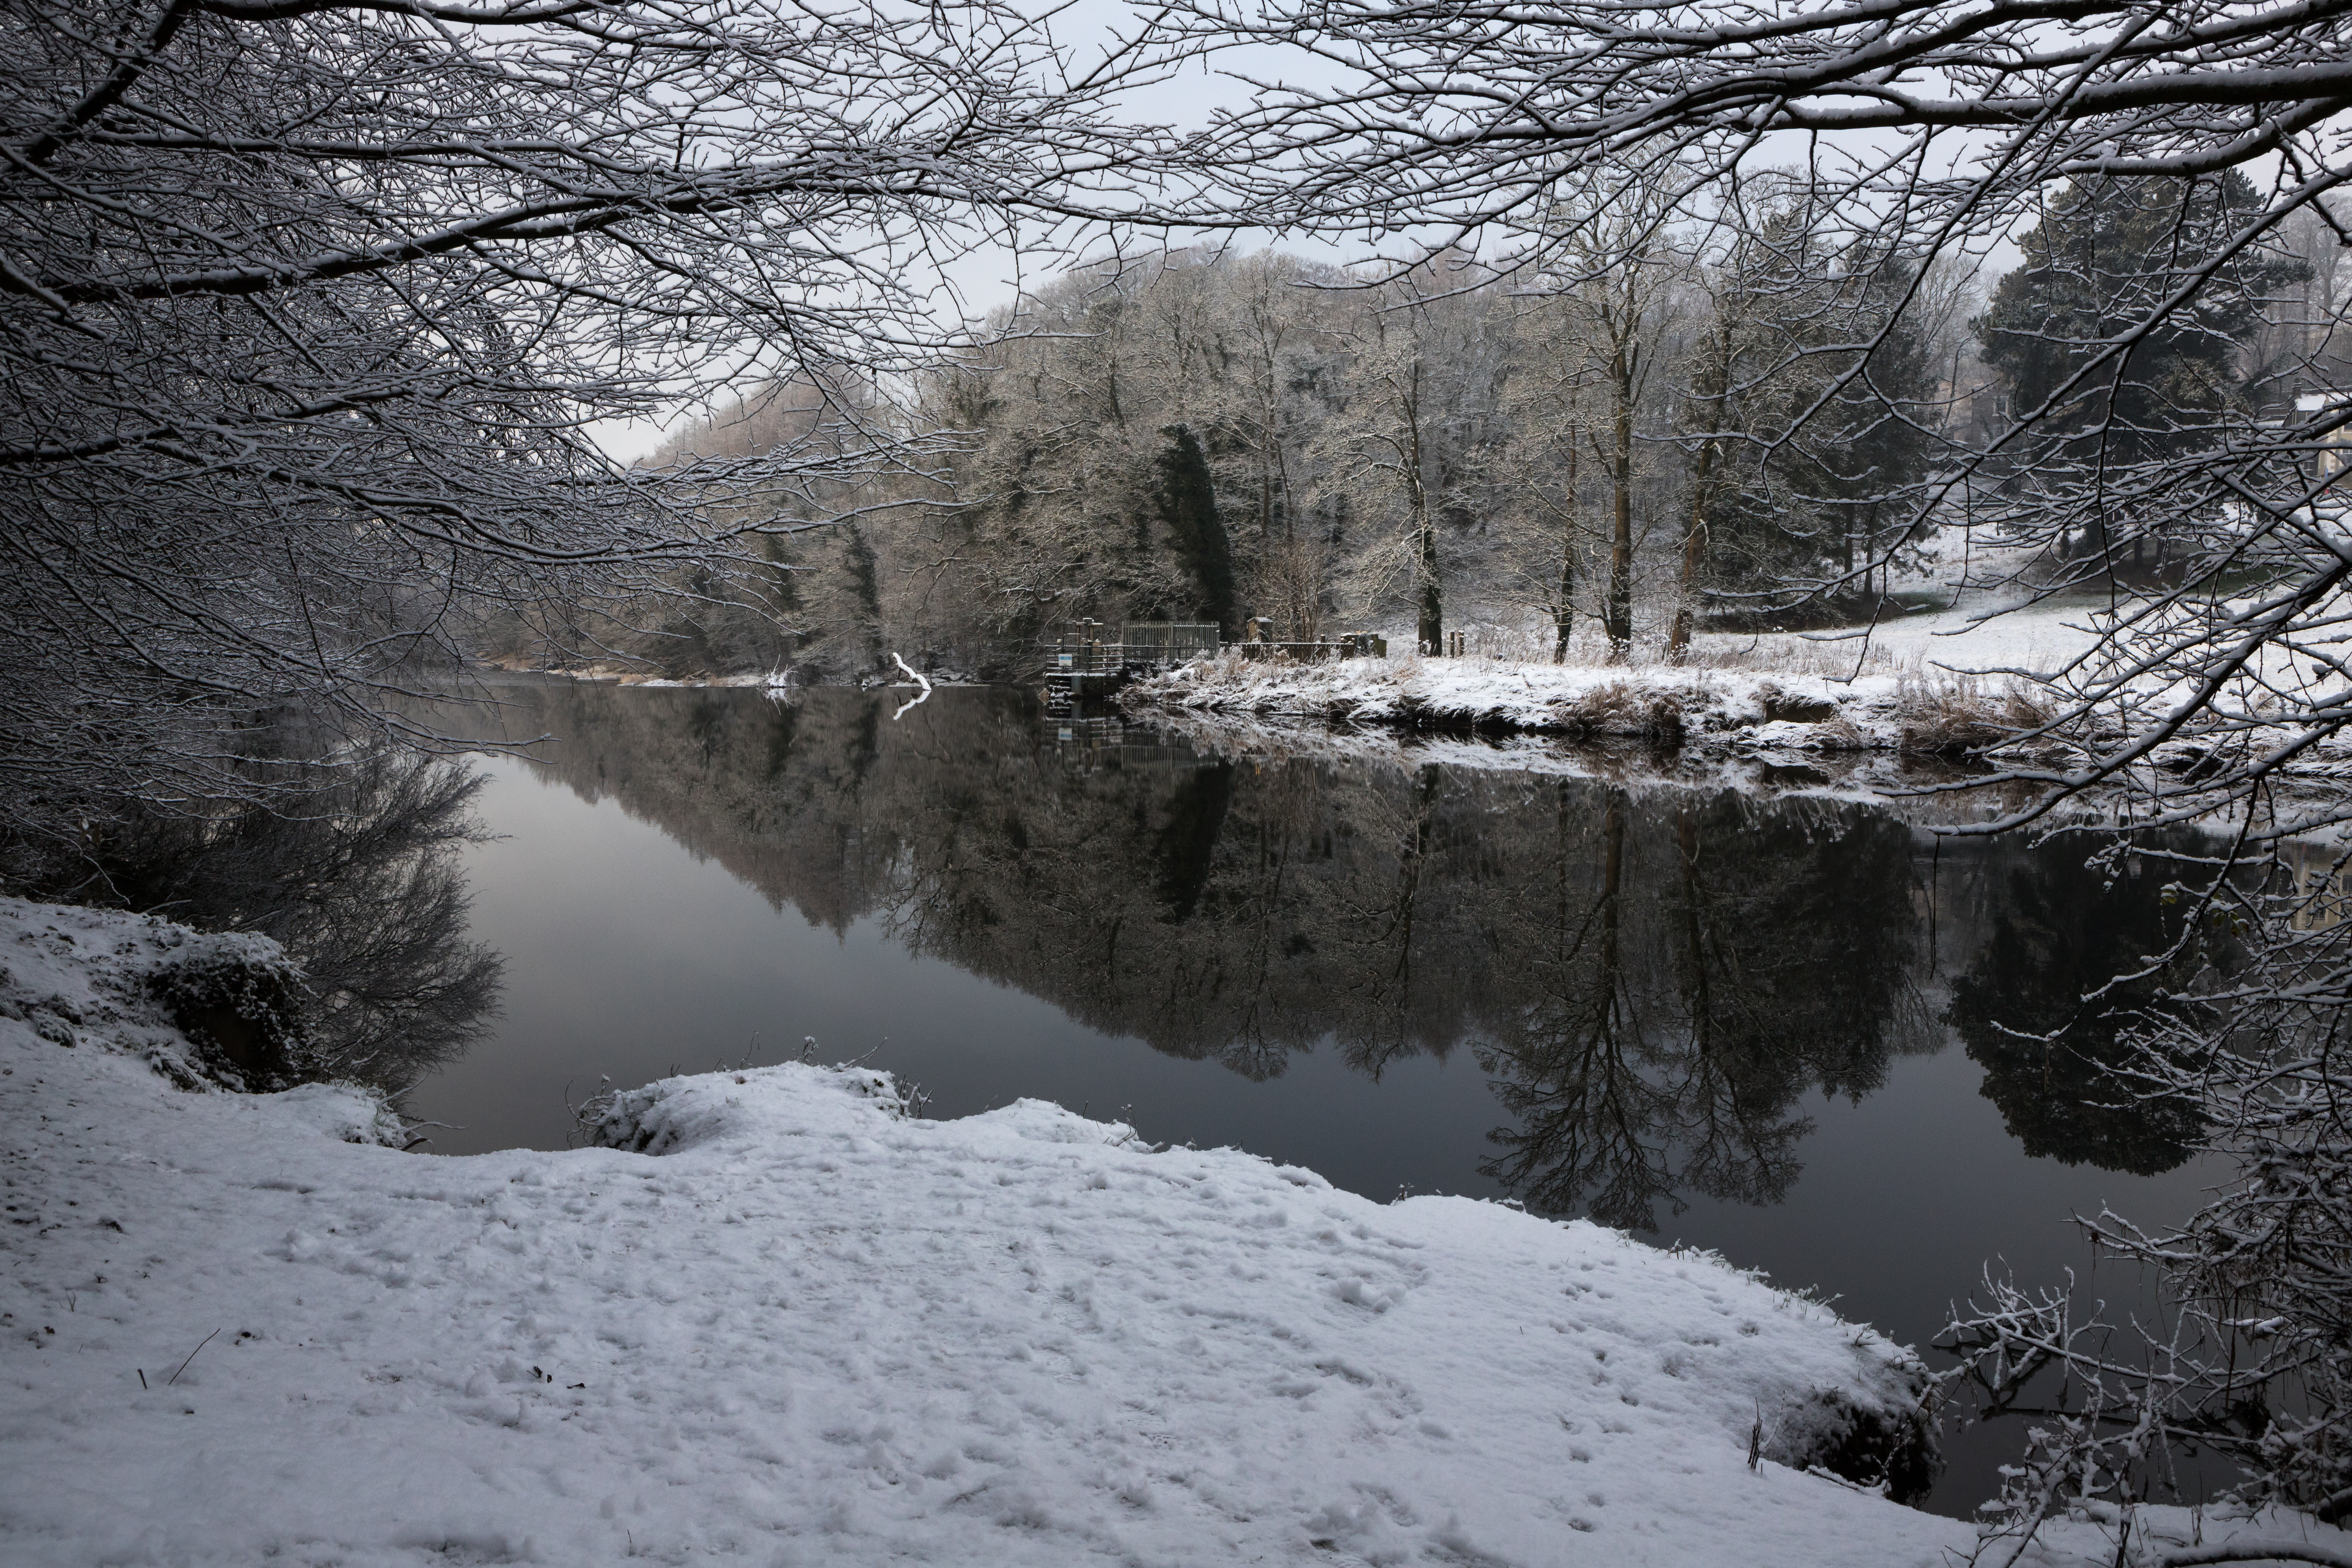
407;680;2223;1516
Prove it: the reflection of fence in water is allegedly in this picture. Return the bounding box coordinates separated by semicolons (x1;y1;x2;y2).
2286;841;2352;930
1045;713;1221;775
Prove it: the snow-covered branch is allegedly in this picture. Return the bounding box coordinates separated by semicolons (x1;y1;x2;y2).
0;0;1183;845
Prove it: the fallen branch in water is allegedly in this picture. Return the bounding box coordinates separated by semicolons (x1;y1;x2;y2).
890;652;932;721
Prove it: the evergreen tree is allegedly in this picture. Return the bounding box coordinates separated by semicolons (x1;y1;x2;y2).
843;524;884;667
1685;228;1943;608
1976;172;2298;558
1152;425;1237;632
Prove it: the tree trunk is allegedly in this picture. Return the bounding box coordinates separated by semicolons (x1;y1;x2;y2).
1605;363;1635;662
1554;440;1578;663
1407;381;1441;656
1667;440;1716;662
1418;498;1443;656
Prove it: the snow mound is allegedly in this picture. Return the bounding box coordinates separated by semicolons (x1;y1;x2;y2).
5;896;2311;1565
0;897;378;1104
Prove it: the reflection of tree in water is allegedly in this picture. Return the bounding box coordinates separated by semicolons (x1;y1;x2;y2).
467;684;1964;1225
1946;835;2225;1177
10;741;502;1092
1153;763;1236;922
1478;788;1929;1231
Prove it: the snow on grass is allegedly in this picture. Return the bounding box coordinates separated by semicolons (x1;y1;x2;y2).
1123;649;2016;760
1;897;2336;1566
1121;599;2130;772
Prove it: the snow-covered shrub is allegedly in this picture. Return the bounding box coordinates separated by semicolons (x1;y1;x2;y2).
1770;1380;1943;1504
147;942;321;1093
580;1061;919;1155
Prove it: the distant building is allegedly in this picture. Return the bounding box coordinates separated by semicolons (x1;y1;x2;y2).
2294;389;2352;480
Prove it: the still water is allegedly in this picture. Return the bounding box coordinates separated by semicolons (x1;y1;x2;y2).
407;679;2223;1515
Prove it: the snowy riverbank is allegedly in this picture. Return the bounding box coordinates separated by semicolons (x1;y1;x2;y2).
1118;593;2105;758
1122;651;2004;757
1;897;2339;1566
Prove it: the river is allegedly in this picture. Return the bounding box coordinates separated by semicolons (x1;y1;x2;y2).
406;678;2226;1515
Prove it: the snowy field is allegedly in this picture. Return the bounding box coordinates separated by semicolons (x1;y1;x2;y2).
3;897;2344;1567
1121;594;2115;752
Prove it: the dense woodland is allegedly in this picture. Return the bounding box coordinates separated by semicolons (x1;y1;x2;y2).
531;178;2352;683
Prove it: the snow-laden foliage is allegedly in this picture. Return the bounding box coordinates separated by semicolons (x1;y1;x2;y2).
0;0;1165;845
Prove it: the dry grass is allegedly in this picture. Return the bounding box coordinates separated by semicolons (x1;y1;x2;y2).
1678;634;1911;678
1554;681;1688;743
1892;673;2053;757
1412;612;1918;678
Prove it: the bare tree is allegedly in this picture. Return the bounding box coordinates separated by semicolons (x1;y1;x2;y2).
1528;202;1690;660
1316;262;1513;653
0;0;1168;848
1486;308;1600;662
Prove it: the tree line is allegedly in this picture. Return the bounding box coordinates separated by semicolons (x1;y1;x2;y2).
594;167;2329;683
9;1;2350;827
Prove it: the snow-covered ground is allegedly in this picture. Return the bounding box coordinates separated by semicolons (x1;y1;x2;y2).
1126;649;1890;743
1125;595;2136;761
4;897;2343;1567
1125;591;2352;845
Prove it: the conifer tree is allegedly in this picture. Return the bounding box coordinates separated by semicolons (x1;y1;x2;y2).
1152;426;1237;632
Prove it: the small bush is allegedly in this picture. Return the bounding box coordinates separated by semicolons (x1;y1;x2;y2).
1769;1383;1943;1504
1894;675;2051;757
1555;682;1688;745
148;948;320;1092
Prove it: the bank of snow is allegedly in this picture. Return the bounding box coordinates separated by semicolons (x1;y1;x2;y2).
1126;651;1931;753
0;898;2324;1568
1119;594;2118;757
